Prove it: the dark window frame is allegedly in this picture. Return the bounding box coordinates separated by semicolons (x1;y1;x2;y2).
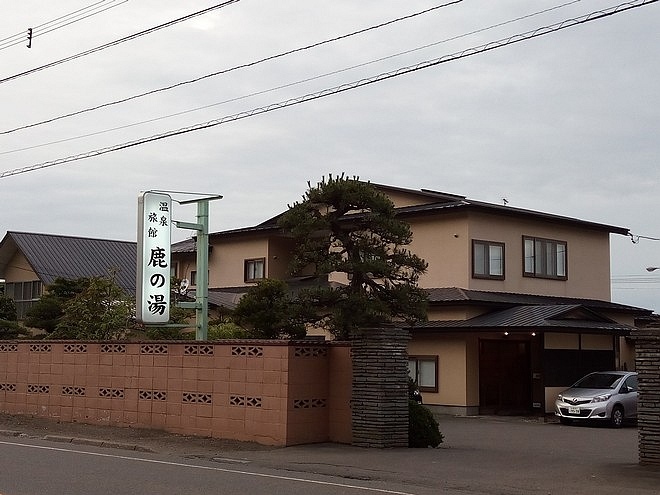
522;235;568;280
472;239;505;280
408;355;438;393
244;257;266;283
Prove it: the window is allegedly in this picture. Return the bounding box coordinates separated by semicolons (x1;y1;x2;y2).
408;356;438;392
523;236;567;279
5;280;42;319
472;240;505;279
244;258;265;282
190;270;197;286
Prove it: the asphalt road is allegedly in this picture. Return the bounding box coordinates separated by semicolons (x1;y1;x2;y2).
0;437;409;495
1;414;660;494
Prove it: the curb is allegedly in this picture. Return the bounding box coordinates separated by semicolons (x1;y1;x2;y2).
0;429;23;437
42;434;153;452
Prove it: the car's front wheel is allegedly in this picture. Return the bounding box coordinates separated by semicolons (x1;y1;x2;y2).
610;406;624;428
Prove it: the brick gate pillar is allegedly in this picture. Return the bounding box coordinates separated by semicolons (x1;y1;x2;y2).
632;326;660;465
350;326;410;448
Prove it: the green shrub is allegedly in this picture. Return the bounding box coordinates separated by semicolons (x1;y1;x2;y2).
207;322;250;340
408;400;443;448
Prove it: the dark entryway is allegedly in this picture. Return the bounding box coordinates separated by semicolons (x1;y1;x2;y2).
479;339;532;415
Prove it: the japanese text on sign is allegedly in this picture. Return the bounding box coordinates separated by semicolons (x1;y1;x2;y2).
136;192;172;323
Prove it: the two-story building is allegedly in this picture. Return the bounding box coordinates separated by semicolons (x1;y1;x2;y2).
172;184;649;416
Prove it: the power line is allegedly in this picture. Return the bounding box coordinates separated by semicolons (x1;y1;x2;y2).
0;0;588;156
0;0;240;85
0;0;128;51
0;0;466;136
1;0;588;154
0;0;655;180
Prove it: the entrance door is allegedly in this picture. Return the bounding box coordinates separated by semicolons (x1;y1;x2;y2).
479;339;532;415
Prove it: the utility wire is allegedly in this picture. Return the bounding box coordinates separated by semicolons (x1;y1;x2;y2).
0;0;465;136
1;0;586;154
0;0;128;51
629;233;660;244
0;0;240;85
0;0;655;180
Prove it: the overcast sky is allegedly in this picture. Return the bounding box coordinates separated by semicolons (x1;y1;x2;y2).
1;0;659;311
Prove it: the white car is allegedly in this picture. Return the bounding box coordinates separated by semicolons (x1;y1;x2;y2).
555;371;638;428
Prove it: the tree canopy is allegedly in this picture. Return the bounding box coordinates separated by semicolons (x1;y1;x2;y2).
233;278;308;339
278;175;428;339
51;276;134;340
24;277;90;333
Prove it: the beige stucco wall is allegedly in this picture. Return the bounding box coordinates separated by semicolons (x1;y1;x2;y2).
545;332;580;349
408;334;479;408
206;237;269;287
4;251;37;282
407;210;613;300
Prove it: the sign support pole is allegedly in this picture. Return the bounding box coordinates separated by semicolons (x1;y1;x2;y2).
173;192;221;341
195;200;209;340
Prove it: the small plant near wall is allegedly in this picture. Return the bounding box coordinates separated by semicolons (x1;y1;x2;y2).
409;400;443;448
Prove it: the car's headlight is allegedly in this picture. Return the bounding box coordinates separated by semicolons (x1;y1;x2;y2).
592;394;612;403
557;394;564;402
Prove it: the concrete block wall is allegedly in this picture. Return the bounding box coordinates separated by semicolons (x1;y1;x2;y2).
0;340;352;446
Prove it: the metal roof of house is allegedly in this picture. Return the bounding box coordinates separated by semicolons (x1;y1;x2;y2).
205;184;629;238
0;231;136;294
413;304;636;335
425;287;648;314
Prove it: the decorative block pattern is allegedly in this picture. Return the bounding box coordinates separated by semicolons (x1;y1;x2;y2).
29;343;51;353
294;398;327;409
27;385;50;394
64;343;88;353
140;344;168;355
231;346;263;357
230;395;262;407
99;388;125;399
139;390;167;401
182;392;212;404
294;347;328;358
184;344;214;356
62;386;86;396
0;340;353;447
100;344;126;353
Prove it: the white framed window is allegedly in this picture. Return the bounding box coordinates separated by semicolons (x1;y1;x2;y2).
244;258;265;282
472;240;505;279
523;236;567;280
5;280;42;319
408;355;438;392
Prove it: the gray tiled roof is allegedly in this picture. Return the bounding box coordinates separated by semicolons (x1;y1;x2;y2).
0;231;136;294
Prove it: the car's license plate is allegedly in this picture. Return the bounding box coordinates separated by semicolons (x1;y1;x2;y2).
568;406;580;415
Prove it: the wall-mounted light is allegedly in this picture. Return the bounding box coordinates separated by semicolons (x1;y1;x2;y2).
503;331;509;337
531;332;536;337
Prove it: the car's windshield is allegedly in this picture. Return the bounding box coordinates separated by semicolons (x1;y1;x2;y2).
573;373;623;389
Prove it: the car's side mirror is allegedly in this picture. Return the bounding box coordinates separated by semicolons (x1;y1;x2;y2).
620;385;630;394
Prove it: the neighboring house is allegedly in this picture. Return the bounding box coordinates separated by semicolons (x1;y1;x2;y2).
171;184;651;415
0;231;136;319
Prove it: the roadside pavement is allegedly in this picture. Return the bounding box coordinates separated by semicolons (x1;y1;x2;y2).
2;412;660;494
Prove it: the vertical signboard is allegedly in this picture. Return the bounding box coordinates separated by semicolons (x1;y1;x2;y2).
136;192;172;324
